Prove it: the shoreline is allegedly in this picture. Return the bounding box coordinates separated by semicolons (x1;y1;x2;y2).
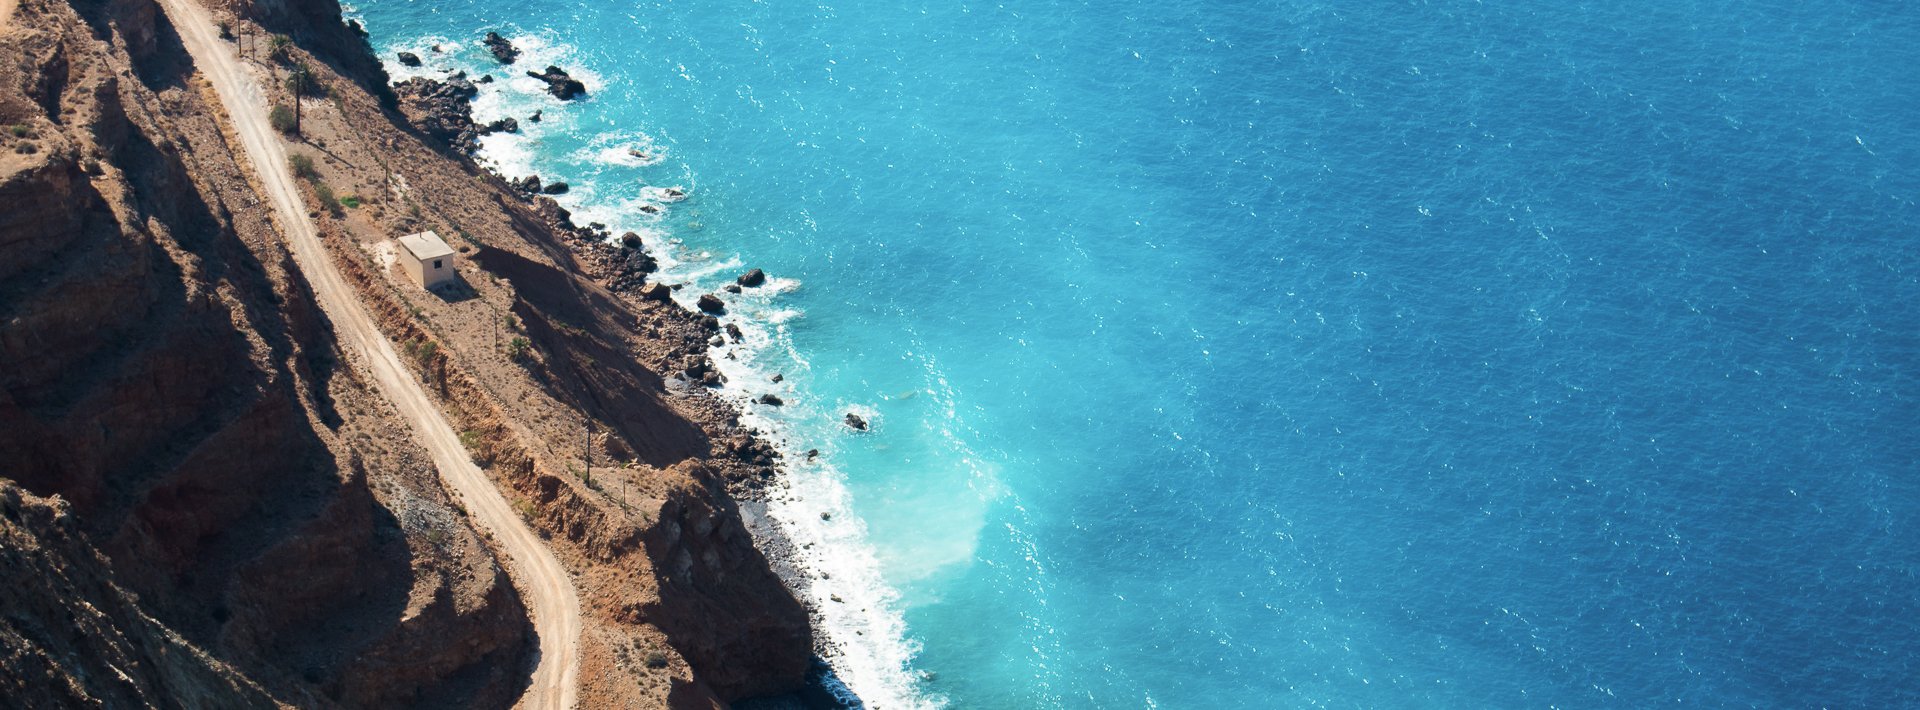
359;20;933;707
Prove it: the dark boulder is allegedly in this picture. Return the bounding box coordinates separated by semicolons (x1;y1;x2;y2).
620;232;643;249
724;323;744;341
529;110;542;123
483;32;520;64
396;51;421;67
757;394;785;407
844;413;868;431
697;294;726;314
724;284;742;294
542;181;570;195
476;74;495;84
479;117;519;135
637;282;675;303
736;268;767;287
512;175;543;194
527;65;587;100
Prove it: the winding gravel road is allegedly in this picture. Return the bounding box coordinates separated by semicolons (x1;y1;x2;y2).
151;1;581;706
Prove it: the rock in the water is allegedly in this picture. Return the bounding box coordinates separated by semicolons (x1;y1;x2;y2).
542;181;569;195
697;294;726;314
725;323;744;341
478;117;519;135
805;448;818;459
844;413;868;431
396;51;421;67
527;65;587;100
724;284;742;294
512;175;542;194
483;32;520;64
757;394;784;406
772;373;784;383
528;109;542;123
620;232;643;249
736;268;767;287
475;73;494;84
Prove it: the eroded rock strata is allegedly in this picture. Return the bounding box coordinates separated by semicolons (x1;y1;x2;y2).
1;0;821;707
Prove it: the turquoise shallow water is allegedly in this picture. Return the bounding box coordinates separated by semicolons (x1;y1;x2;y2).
352;1;1919;706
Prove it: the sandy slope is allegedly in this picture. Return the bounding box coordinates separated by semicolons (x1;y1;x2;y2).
148;0;581;707
1;0;17;29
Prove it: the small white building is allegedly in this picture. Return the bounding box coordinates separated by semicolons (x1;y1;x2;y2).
396;231;457;290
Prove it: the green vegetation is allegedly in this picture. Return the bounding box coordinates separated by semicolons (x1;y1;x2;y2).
285;61;327;98
644;651;668;669
267;34;292;62
268;105;297;134
287;152;318;181
339;195;362;209
401;337;438;365
512;498;537;520
7;124;28;138
312;182;339;214
459;429;483;450
507;336;532;363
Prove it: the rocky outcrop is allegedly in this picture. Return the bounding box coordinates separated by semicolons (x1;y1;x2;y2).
527;64;587;100
0;483;280;708
737;268;767;287
697;293;727;314
483;31;519;64
393;74;481;155
396;50;421;66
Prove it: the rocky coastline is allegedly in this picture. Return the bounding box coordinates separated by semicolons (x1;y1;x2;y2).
0;0;848;706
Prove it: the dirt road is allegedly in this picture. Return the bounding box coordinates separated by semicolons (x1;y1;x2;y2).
150;1;580;707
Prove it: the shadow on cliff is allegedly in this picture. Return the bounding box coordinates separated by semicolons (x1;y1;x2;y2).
472;245;711;468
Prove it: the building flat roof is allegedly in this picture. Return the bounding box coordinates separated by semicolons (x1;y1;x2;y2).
397;231;456;261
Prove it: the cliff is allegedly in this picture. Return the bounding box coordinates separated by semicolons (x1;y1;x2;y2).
0;0;819;706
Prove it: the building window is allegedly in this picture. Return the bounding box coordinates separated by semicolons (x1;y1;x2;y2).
433;259;443;269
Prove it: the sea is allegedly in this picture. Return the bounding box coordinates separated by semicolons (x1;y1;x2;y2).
348;1;1919;706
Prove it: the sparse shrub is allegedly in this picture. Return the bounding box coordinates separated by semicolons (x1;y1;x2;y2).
287;152;318;181
13;142;35;155
312;182;339;214
512;498;537;520
415;339;438;364
339;195;362;208
425;527;447;545
267;34;292;62
644;651;668;669
507;336;532;363
7;124;27;138
268;105;297;134
285;61;328;98
503;313;521;332
459;429;483;450
217;22;233;40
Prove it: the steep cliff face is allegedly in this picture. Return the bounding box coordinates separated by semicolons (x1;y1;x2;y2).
0;0;529;706
0;483;279;708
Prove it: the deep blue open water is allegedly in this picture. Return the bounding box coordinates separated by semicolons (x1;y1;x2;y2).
352;1;1919;706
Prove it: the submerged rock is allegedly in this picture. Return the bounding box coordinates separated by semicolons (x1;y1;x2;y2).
736;268;767;287
483;31;519;64
844;413;868;431
527;65;587;100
